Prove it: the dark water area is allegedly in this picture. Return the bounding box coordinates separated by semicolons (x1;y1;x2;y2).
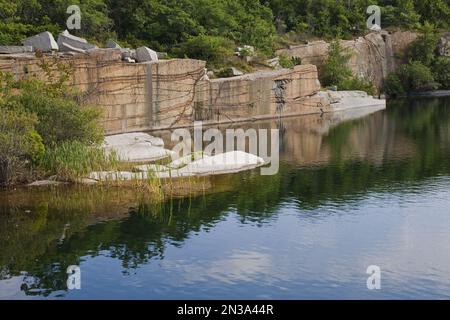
1;97;450;299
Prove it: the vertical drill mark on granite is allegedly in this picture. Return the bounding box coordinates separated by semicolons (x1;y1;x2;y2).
145;63;153;128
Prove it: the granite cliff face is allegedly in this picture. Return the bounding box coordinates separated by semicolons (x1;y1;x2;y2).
0;51;329;134
277;31;419;90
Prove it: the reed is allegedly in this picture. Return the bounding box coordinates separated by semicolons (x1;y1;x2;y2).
40;141;120;182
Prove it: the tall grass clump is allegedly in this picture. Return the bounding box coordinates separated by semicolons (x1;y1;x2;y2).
41;141;119;182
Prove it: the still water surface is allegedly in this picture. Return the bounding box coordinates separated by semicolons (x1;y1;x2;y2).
1;98;450;299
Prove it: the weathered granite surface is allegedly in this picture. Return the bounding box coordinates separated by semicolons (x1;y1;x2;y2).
277;31;419;90
0;49;383;134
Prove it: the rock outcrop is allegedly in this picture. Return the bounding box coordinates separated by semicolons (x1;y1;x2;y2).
0;48;384;135
277;31;419;90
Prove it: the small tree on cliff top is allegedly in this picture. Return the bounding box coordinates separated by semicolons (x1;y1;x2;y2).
320;40;353;88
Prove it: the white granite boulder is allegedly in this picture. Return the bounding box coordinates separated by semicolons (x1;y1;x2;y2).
103;132;172;162
154;151;265;178
22;31;58;52
135;46;158;62
57;30;97;52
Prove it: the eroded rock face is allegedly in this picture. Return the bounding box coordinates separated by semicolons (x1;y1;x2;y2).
22;31;58;52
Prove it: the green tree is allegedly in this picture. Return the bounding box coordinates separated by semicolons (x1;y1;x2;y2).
398;61;436;91
408;23;440;67
320;40;353;87
432;57;450;89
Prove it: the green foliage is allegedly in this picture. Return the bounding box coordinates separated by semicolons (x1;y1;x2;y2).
408;23;440;67
0;107;44;186
339;77;377;96
384;73;405;97
385;23;449;95
320;39;376;94
173;35;234;67
278;54;301;68
2;0;450;63
0;61;106;185
16;79;103;146
382;0;420;28
396;61;437;92
320;40;353;87
108;0;275;54
432;57;450;89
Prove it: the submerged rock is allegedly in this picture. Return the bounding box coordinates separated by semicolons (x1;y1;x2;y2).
22;31;58;52
27;180;68;187
89;171;148;181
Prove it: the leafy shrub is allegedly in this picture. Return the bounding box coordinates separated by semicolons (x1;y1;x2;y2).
407;23;440;67
320;40;353;88
279;54;301;69
432;57;450;89
174;35;234;67
16;80;104;146
340;77;377;96
0;108;44;186
0;62;106;185
398;61;436;91
384;73;405;97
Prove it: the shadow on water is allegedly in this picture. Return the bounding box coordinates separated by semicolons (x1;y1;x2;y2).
1;97;450;298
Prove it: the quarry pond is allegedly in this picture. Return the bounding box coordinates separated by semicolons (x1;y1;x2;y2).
1;97;450;299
